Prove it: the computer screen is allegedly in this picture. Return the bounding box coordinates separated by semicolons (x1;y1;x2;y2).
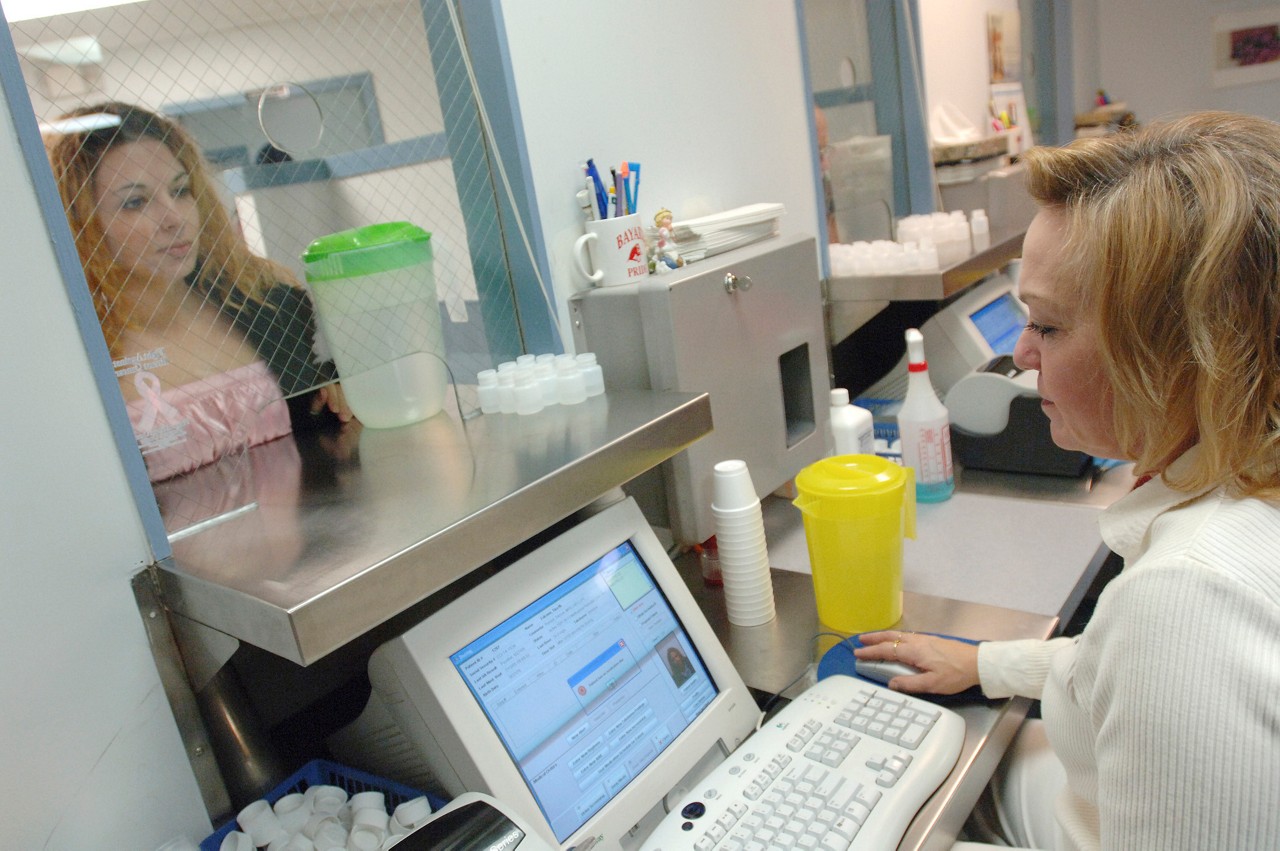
450;538;716;841
924;270;1027;393
348;497;760;849
967;290;1025;355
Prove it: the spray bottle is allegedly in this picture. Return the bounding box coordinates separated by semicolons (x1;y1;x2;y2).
829;388;876;456
897;328;954;501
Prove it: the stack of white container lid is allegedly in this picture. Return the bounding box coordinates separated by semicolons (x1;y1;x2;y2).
829;209;990;277
475;352;604;416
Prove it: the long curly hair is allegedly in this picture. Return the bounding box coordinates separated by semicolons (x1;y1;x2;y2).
44;102;298;356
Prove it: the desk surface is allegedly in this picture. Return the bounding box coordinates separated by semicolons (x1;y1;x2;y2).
766;461;1134;621
680;464;1132;851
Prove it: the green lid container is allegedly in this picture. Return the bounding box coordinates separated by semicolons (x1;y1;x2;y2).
302;222;433;282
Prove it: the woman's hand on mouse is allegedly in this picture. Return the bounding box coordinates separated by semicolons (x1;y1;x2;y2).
855;631;981;695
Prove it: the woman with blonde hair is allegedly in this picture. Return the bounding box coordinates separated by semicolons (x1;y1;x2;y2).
857;112;1280;849
46;102;349;481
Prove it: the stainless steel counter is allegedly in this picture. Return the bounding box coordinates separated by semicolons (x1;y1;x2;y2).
153;390;713;665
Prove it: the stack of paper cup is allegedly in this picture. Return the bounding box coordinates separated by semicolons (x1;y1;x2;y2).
711;459;776;626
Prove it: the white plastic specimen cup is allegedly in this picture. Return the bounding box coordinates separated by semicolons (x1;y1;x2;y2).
307;785;348;817
392;797;433;831
712;459;759;511
274;792;311;835
348;791;386;815
219;832;254;851
237;799;287;848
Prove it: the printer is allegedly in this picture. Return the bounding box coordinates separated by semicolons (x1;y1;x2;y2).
945;354;1091;477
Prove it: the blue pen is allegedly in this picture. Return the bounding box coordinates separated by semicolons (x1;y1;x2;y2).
585;159;608;219
628;161;641;210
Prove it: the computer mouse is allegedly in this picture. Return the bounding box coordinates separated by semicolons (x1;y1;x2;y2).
854;658;923;685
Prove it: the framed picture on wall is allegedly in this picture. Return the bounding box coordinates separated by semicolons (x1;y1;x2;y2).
1213;8;1280;87
987;11;1021;84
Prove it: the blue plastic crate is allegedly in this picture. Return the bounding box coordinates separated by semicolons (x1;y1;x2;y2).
200;758;442;850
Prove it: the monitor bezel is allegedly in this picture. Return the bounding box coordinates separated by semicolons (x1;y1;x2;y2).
929;271;1027;392
367;497;762;849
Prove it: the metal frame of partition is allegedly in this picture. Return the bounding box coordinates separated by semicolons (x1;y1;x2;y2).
424;0;560;357
0;20;171;556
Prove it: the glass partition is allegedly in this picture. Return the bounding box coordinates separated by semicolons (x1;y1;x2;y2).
801;0;933;250
8;0;542;539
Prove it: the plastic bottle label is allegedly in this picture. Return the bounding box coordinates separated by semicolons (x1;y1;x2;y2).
901;422;953;486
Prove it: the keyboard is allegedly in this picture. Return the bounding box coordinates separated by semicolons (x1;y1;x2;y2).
638;674;965;851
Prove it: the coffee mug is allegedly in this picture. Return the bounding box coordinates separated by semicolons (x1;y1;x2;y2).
573;213;649;286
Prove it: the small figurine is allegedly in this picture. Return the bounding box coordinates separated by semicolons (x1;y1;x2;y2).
650;207;685;273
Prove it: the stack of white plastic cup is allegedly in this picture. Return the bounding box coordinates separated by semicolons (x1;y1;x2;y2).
710;459;776;626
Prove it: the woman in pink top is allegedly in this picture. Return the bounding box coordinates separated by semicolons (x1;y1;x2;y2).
46;103;352;481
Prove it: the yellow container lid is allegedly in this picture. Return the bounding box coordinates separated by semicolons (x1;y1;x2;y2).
794;454;915;533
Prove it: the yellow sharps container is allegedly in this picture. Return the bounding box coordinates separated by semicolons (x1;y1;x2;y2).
793;455;916;634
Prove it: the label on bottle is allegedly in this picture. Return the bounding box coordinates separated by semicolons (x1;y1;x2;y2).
901;420;954;486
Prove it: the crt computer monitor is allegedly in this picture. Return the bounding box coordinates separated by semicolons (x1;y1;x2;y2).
352;497;761;849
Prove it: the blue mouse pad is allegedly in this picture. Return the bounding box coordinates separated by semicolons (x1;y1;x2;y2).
817;632;990;705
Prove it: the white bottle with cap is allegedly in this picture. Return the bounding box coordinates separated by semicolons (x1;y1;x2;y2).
896;328;954;502
970;208;990;252
829;388;875;456
476;369;500;415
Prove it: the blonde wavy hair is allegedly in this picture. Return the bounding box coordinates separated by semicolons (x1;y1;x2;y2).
45;102;299;357
1022;111;1280;496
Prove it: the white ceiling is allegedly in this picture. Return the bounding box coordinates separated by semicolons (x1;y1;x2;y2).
8;0;403;53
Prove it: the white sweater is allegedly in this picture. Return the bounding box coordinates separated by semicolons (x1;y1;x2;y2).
977;449;1280;850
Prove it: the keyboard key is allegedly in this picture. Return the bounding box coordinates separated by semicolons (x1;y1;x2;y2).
818;833;853;851
829;815;860;841
899;724;927;749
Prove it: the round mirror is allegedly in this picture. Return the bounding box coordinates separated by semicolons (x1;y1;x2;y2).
256;82;324;159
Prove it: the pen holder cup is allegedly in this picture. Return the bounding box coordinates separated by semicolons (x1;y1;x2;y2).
794;455;916;634
573;213;649;287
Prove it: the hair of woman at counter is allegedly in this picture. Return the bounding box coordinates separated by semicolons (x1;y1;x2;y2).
1021;110;1280;497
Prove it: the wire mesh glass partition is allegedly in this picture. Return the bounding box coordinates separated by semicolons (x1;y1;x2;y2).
9;0;534;535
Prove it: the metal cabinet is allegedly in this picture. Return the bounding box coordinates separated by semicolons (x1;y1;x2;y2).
570;235;830;545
